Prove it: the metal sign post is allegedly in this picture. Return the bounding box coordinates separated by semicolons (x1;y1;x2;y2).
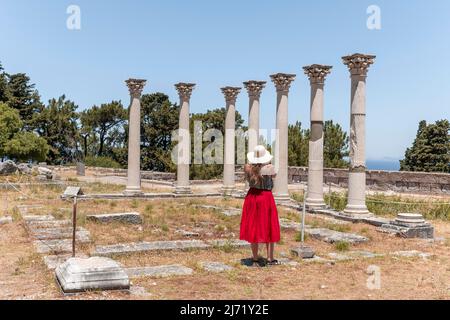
301;200;306;243
72;196;77;257
62;186;83;258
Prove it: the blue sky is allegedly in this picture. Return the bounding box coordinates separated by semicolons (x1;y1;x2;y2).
1;0;449;160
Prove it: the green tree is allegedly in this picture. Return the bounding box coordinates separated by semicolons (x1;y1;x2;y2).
288;120;348;168
4;73;43;127
33;95;80;164
400;120;450;172
140;93;180;172
190;108;246;180
323;120;349;168
288;121;309;166
0;102;22;160
4;132;49;162
0;63;8;103
79;101;127;157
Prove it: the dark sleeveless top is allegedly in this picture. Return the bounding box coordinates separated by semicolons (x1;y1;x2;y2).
248;175;274;191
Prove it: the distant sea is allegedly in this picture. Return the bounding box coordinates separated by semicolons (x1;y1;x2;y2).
366;159;400;171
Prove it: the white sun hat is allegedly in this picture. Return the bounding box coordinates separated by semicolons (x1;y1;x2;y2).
247;145;273;165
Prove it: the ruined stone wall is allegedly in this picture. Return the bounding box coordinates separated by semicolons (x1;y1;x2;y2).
288;167;450;194
49;165;450;194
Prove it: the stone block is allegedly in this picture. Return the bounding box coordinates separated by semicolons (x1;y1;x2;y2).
201;262;233;273
290;246;315;259
207;239;250;248
55;257;130;294
94;240;210;257
306;228;369;244
34;239;74;254
126;265;193;278
0;216;13;225
86;212;142;224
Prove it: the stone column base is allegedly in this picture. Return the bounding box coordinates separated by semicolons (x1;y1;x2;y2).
343;204;371;216
123;186;143;196
274;193;292;203
222;186;235;196
174;186;192;195
305;197;326;209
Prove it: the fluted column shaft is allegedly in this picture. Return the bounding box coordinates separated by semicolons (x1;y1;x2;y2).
175;83;195;194
244;81;266;153
304;65;332;208
270;73;296;201
221;87;241;195
125;79;146;195
342;53;375;215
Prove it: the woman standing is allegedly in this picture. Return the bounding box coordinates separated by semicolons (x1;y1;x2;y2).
240;145;281;267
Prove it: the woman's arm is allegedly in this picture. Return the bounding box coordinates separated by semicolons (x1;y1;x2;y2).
261;164;277;177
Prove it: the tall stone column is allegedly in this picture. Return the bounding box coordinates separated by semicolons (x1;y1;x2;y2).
124;79;146;195
270;73;296;202
243;81;266;153
303;64;332;208
174;83;195;194
342;53;376;215
221;86;241;195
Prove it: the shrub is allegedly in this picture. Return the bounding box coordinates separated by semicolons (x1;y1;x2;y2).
84;156;122;169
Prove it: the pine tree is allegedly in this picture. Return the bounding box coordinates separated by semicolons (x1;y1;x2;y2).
400;120;450;172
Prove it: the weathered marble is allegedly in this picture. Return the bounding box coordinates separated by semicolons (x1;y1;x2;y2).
175;83;195;194
86;212;142;224
124;79;146;195
290;246;315;259
270;73;296;201
93;240;211;257
0;216;13;225
201;261;233;273
221;86;241;195
55;257;130;294
306;228;369;244
303;64;332;208
126;264;193;278
342;53;375;215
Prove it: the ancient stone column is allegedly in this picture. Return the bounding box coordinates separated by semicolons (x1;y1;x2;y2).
342;53;376;215
174;83;195;194
221;86;241;195
270;73;296;202
243;81;266;153
124;79;146;195
303;64;332;208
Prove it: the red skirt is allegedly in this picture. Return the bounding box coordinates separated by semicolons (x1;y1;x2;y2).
240;188;281;243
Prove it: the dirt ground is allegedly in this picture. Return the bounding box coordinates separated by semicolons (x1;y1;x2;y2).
1;177;450;300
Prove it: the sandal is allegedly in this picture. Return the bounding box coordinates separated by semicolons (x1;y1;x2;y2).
252;258;267;267
267;259;281;266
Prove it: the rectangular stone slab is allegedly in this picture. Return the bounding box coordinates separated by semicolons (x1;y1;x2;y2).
23;215;55;222
306;228;369;244
26;219;72;229
125;265;193;278
93;240;210;256
86;212;142;224
34;238;90;254
30;227;91;241
206;239;250;248
55;257;130;294
0;216;13;225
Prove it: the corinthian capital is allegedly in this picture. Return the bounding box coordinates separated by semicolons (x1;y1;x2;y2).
243;80;266;98
270;73;296;93
342;53;376;76
303;64;332;84
175;82;196;101
221;86;241;103
125;79;146;97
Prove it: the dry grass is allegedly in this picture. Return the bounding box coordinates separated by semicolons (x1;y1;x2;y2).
1;178;450;300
